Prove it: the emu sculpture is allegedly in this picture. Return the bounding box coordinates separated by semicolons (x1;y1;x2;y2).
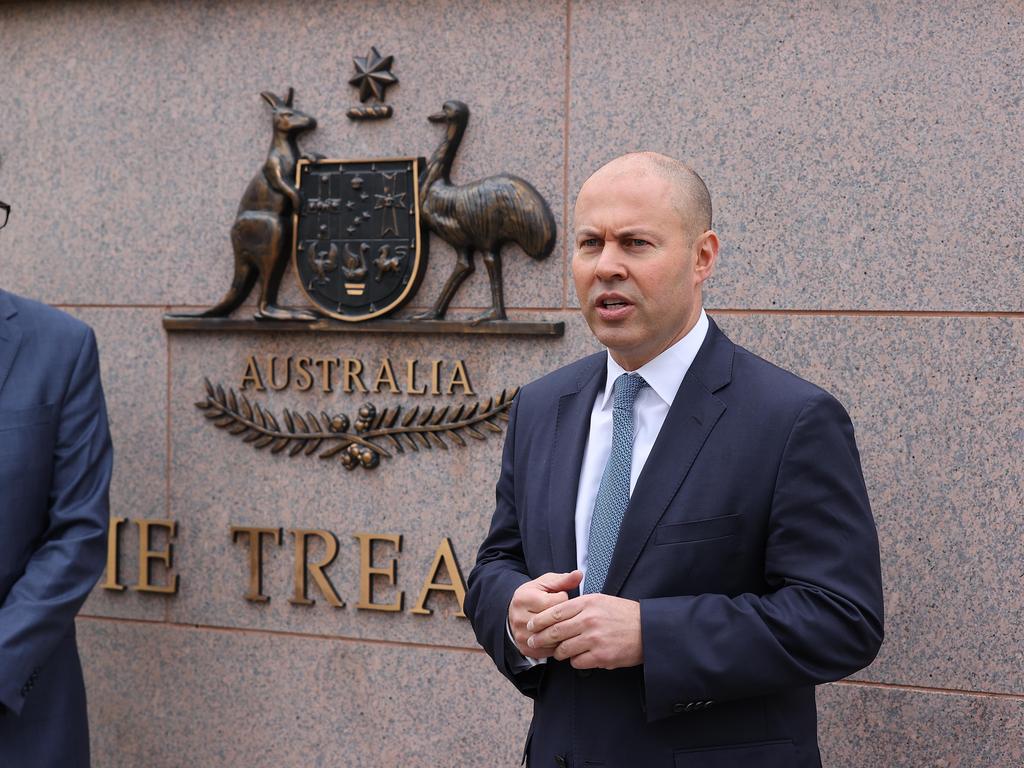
412;100;556;323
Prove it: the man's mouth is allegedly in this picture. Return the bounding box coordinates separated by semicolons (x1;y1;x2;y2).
594;294;634;319
596;292;631;307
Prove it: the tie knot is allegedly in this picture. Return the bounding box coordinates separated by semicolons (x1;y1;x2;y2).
613;372;647;411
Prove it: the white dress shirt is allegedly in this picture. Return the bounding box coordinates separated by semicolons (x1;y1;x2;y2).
575;308;709;581
509;309;709;664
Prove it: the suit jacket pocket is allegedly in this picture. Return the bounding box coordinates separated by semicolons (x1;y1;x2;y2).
0;403;57;431
654;514;739;545
674;739;797;767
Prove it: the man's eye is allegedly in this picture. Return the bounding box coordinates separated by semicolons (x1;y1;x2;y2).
628;238;649;247
579;238;600;248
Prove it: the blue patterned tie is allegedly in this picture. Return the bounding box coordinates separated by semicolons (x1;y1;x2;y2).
583;372;648;594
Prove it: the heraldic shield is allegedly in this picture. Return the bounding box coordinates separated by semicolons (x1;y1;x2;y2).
293;158;427;321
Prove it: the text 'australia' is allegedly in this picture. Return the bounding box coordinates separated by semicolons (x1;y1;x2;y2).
240;355;475;396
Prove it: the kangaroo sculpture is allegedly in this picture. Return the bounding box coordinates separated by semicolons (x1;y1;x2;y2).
184;88;319;320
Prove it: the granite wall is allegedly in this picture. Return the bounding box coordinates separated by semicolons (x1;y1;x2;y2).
1;1;1021;765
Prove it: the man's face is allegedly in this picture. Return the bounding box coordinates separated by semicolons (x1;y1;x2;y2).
572;165;713;371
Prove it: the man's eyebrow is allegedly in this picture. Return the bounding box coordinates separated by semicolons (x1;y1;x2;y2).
615;227;658;240
574;226;658;238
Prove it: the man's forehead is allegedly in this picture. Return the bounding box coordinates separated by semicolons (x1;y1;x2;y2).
573;170;675;223
574;154;709;235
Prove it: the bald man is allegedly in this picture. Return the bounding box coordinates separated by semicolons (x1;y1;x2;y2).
465;153;883;767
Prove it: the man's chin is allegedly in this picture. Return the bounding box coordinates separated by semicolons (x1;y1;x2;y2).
585;317;630;347
591;328;646;363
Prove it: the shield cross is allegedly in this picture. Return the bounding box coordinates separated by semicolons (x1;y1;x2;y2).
292;157;428;321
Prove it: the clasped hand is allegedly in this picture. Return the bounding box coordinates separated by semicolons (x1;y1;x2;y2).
508;570;642;670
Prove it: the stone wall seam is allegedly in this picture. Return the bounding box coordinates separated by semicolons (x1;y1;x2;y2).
834;679;1024;702
78;615;487;655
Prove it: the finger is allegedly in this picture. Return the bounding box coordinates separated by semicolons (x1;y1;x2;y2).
527;596;585;633
528;617;582;650
535;569;584;593
512;580;571;611
568;650;598;670
510;600;563;641
519;642;556;659
551;634;587;662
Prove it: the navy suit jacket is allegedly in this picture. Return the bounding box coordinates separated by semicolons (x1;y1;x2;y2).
0;290;112;768
466;318;883;768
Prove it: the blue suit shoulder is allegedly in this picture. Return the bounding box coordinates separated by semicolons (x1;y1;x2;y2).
6;290;91;333
725;339;853;424
513;351;604;406
3;289;94;353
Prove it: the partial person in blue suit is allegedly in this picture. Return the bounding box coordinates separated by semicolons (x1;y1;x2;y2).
465;152;883;767
0;190;113;768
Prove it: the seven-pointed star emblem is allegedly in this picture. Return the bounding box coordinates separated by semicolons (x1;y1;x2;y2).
349;46;398;103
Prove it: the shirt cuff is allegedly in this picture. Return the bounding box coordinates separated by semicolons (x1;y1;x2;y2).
506;617;547;668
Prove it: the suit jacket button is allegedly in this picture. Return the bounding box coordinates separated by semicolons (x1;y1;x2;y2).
555;756;567;767
673;703;685;713
684;702;696;712
704;700;714;709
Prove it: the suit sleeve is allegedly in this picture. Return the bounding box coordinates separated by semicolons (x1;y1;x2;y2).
465;395;544;696
640;391;883;722
0;326;113;715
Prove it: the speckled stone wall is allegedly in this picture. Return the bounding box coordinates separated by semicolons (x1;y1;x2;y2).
1;1;1021;766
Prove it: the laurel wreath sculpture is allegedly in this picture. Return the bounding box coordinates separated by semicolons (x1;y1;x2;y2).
195;378;517;470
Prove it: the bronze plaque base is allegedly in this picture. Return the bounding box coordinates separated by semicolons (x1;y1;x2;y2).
162;314;564;336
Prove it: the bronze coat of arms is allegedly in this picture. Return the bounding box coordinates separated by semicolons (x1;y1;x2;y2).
292;158;427;321
165;81;564;470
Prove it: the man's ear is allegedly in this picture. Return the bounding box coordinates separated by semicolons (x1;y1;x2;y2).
688;233;720;286
694;230;720;285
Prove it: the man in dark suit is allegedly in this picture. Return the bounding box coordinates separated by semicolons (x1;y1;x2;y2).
0;193;113;767
465;152;883;767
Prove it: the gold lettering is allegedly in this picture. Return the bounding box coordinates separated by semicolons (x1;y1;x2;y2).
406;359;427;395
342;358;368;394
101;516;126;591
429;360;442;395
447;359;474;396
267;355;292;391
133;519;179;594
294;357;314;392
288;529;344;607
353;533;403;612
230;526;282;602
372;359;400;394
410;538;466;617
314;357;338;393
240;355;265;391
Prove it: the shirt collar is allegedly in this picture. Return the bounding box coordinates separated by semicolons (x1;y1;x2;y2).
599;308;709;410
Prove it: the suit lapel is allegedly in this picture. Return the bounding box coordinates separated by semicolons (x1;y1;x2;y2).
602;319;735;597
0;291;22;396
546;355;606;574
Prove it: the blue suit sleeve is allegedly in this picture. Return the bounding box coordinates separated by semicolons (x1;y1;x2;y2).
0;326;113;715
465;395;541;694
640;391;884;721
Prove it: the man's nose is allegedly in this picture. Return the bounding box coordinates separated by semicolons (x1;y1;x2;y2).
593;244;628;281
